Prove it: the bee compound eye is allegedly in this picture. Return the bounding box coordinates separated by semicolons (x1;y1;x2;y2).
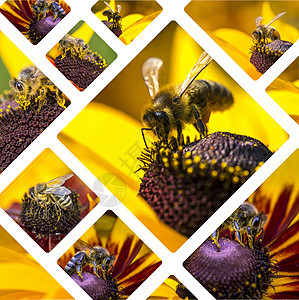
16;82;24;91
252;216;261;229
115;15;121;21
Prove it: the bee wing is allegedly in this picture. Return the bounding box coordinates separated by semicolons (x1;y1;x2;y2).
255;16;263;27
74;239;96;252
175;51;213;100
42;186;72;195
265;12;286;28
141;57;163;99
46;174;73;188
117;4;121;13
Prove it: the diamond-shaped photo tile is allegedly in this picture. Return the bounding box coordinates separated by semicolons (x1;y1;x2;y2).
58;211;161;299
58;22;288;251
0;0;71;45
0;31;70;173
181;150;299;299
92;0;162;44
185;1;299;80
149;276;184;299
47;21;117;91
0;225;73;299
266;57;299;123
0;149;99;252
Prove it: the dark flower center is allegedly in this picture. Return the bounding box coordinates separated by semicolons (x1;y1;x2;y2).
72;272;121;300
102;20;122;37
21;190;81;235
29;16;62;45
138;132;272;237
177;239;275;299
0;98;69;172
54;51;107;90
250;40;293;73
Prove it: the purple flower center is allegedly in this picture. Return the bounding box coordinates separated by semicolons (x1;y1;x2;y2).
72;272;121;300
29;16;61;44
177;239;275;299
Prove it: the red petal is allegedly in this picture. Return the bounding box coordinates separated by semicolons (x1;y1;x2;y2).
269;221;299;252
121;261;162;295
112;236;134;277
21;0;33;19
263;187;293;247
6;2;30;21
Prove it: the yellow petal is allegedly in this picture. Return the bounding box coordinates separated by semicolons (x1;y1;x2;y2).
71;22;94;44
121;14;144;30
267;90;299;116
0;227;71;299
120;11;160;45
261;2;299;43
209;30;262;80
0;32;32;78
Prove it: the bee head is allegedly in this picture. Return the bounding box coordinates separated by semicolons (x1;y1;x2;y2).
143;110;171;139
9;78;25;94
252;30;262;42
34;182;47;194
250;213;267;235
103;255;115;269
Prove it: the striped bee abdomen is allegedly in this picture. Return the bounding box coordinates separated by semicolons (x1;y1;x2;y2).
190;80;234;112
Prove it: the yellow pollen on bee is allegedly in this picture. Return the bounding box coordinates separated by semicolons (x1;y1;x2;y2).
187;167;193;174
184;151;192;159
162;157;168;164
228;167;235;173
221;162;227;168
172;161;179;168
200;163;206;169
211;170;218;178
185;159;192;166
232;176;239;184
173;153;179;159
193;155;201;163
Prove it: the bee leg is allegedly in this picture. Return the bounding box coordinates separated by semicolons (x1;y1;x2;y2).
234;220;245;246
246;225;254;249
192;104;207;138
176;120;183;145
211;228;221;248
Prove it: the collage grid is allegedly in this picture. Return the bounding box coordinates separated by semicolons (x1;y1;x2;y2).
0;0;298;299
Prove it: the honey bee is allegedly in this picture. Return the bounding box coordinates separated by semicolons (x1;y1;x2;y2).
28;174;74;211
32;0;66;21
9;65;66;111
102;1;122;36
59;34;89;59
141;51;234;146
211;202;267;249
252;12;286;45
65;239;115;280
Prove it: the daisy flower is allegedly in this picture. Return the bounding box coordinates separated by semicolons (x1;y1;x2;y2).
175;183;299;299
0;0;70;44
58;213;162;299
